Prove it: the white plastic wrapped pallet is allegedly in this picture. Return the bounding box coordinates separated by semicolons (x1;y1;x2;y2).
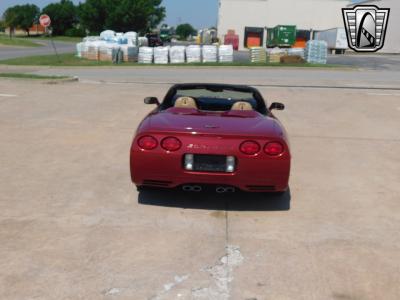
99;43;120;61
266;47;286;63
305;40;327;64
86;41;105;61
138;47;153;64
202;45;218;63
218;45;233;62
138;37;148;47
120;45;139;62
154;46;170;64
287;48;305;58
124;32;138;47
100;30;115;41
169;46;186;64
186;45;201;63
76;42;83;57
81;42;90;58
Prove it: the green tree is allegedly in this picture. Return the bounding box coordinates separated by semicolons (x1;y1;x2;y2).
3;4;39;36
42;0;77;36
3;7;17;37
0;20;5;32
78;0;165;35
176;23;196;40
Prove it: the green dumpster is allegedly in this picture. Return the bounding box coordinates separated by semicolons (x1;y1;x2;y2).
266;25;296;48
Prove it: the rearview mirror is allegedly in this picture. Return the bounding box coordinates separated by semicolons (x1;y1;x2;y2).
269;102;285;111
144;97;160;106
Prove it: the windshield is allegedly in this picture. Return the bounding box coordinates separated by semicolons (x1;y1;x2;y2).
167;88;258;112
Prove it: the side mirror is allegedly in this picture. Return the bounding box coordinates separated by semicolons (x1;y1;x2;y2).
144;97;160;106
269;102;285;111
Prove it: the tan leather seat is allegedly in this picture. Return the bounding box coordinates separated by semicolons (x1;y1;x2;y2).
174;97;198;109
231;101;253;111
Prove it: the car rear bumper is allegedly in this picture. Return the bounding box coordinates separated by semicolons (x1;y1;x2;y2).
130;147;290;192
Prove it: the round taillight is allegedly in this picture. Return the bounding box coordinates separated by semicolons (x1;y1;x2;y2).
264;142;284;156
138;135;158;150
239;141;261;155
161;137;182;152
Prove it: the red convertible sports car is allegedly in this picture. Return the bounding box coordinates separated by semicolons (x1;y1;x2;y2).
130;83;291;193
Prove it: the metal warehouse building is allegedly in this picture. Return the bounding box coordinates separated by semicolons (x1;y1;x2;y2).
218;0;399;53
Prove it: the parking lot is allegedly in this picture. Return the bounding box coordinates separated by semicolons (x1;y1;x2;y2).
1;67;400;299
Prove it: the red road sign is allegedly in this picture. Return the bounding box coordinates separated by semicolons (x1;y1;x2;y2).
39;14;51;27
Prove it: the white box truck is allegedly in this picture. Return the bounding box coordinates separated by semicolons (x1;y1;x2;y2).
314;28;348;54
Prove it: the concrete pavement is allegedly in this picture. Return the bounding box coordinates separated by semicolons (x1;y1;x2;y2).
0;76;399;299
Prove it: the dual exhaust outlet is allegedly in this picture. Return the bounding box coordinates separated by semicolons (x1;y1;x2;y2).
182;185;235;193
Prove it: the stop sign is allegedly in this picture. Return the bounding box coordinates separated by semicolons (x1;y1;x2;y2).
39;14;51;27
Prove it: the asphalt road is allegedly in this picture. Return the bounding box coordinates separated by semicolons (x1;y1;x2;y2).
0;73;399;299
0;39;76;60
28;65;400;90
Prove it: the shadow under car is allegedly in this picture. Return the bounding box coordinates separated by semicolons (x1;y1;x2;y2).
138;187;291;211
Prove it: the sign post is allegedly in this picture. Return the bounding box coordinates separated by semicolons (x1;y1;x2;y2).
39;14;60;62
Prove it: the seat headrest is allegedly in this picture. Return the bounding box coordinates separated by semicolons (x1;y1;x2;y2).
174;97;198;109
231;101;253;111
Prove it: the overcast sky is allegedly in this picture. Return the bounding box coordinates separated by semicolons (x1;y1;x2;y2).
0;0;219;29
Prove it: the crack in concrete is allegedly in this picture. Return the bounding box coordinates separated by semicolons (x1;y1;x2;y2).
192;245;244;300
150;274;189;300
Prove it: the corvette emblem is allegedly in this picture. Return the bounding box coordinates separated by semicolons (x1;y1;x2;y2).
342;5;390;52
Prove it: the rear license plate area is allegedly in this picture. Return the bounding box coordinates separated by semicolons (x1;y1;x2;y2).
193;154;227;172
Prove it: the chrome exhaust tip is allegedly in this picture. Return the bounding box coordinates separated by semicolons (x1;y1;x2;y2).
182;185;193;192
182;185;202;192
216;187;226;194
225;187;236;193
193;185;202;192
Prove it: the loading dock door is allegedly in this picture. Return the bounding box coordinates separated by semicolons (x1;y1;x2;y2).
247;33;261;47
244;27;264;48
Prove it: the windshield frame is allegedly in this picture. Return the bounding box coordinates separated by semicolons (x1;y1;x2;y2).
160;83;268;115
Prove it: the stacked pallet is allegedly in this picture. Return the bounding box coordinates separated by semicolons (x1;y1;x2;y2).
99;44;119;62
120;45;139;62
170;46;186;64
288;48;305;59
138;37;148;47
250;47;267;63
154;46;170;64
202;45;218;63
86;43;101;61
138;47;153;64
76;43;84;58
267;48;286;63
186;45;201;63
124;32;138;46
305;40;328;64
218;45;233;63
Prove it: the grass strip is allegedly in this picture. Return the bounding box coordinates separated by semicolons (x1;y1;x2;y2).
0;72;69;80
0;53;341;68
0;35;41;47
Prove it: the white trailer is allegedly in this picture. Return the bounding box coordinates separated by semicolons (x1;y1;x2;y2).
314;28;348;54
